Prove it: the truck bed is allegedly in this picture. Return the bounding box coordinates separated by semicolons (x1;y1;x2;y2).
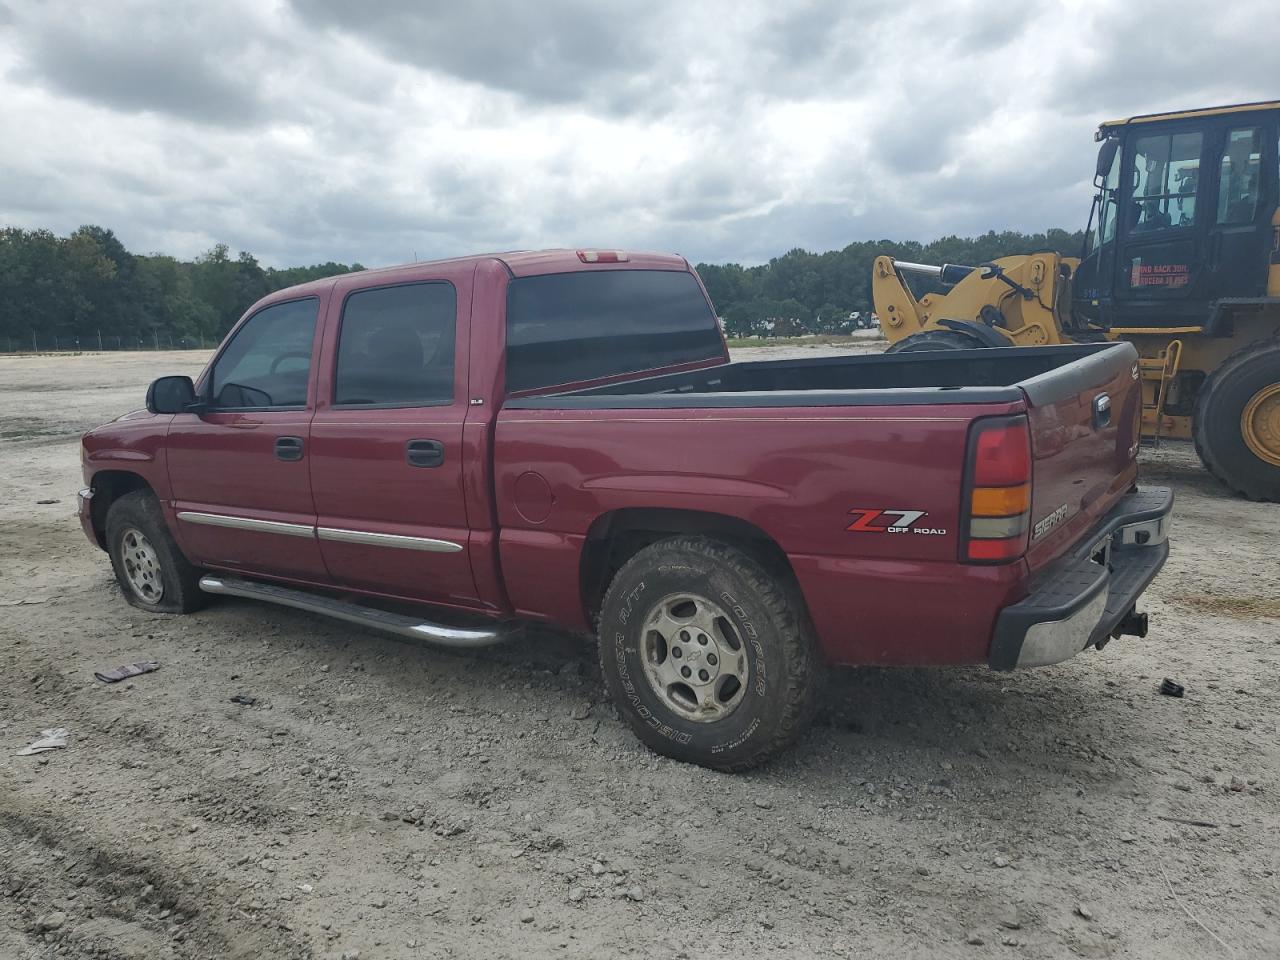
506;343;1131;409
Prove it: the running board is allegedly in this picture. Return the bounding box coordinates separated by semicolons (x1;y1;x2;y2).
198;575;513;648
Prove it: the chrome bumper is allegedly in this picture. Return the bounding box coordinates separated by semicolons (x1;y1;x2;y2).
989;486;1173;671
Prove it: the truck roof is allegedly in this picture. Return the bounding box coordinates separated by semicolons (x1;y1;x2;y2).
269;249;691;299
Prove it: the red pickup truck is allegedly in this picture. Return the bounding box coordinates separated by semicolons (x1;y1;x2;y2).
79;249;1172;770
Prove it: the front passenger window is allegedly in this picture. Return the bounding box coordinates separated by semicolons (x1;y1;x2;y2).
211;298;318;409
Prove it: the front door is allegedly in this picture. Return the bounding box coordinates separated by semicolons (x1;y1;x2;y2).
166;296;329;582
308;275;478;607
1113;124;1209;326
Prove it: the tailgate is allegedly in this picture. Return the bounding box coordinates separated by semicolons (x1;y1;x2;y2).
1019;343;1142;572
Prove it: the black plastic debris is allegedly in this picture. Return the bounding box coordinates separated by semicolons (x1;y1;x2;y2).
1159;678;1185;698
229;694;257;706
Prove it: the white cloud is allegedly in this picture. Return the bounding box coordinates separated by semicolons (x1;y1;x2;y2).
0;0;1275;267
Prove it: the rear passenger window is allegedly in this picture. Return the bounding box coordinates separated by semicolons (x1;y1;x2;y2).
334;282;456;407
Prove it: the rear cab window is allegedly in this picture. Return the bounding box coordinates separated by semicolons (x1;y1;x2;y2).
505;270;724;393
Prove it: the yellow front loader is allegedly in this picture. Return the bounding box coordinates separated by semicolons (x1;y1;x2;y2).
874;101;1280;501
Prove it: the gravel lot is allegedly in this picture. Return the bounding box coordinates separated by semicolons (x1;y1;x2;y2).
1;347;1278;960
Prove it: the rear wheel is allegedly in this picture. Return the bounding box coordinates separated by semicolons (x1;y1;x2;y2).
1193;337;1280;501
596;536;824;772
885;329;985;353
106;490;208;613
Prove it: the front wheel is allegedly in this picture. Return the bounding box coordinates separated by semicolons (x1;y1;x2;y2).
105;490;208;613
884;329;985;353
596;536;824;771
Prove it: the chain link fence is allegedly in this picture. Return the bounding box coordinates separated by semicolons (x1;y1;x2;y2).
1;332;210;354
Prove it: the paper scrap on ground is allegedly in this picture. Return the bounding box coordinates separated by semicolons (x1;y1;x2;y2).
17;728;68;756
95;661;161;683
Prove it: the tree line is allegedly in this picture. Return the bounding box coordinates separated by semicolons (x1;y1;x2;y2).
0;225;364;352
0;223;1084;350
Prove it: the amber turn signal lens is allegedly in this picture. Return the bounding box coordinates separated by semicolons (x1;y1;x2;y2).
970;483;1031;517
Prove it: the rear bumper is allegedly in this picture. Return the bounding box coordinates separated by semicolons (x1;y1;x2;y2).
989;485;1172;670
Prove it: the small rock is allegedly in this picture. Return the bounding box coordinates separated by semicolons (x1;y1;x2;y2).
570;703;592;721
519;908;535;924
626;885;644;902
754;799;773;809
993;855;1009;868
590;861;606;876
37;912;67;932
370;897;387;909
1076;903;1094;920
1234;720;1250;731
340;951;361;960
965;932;985;945
997;905;1022;930
568;887;585;903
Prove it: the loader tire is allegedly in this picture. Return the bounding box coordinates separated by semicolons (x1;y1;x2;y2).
885;330;985;353
106;490;208;613
596;536;824;772
1192;337;1280;502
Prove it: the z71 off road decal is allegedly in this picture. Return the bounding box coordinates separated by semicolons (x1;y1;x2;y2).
846;508;947;536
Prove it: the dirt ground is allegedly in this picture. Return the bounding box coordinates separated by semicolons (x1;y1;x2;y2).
1;347;1277;960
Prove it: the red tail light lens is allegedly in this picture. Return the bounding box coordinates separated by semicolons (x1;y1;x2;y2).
962;415;1032;564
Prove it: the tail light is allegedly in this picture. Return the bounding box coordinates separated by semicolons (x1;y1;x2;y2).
961;415;1031;564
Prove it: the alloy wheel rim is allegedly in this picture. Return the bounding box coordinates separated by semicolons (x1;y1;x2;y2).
1241;383;1280;467
640;592;749;723
120;527;164;604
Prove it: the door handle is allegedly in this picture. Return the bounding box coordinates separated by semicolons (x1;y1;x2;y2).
275;436;304;461
406;439;445;468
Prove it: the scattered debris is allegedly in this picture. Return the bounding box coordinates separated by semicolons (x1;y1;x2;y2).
1075;903;1094;920
1157;815;1220;829
1159;678;1185;698
95;661;160;683
36;498;61;505
230;694;257;706
0;597;50;606
18;728;68;756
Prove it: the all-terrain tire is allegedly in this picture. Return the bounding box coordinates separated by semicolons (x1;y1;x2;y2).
1192;337;1280;502
596;536;825;772
105;490;208;613
884;330;985;353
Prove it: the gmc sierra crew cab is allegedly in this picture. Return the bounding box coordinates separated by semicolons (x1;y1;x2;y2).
79;249;1172;771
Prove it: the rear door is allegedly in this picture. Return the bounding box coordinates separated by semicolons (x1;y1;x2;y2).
167;296;329;581
1020;346;1142;572
307;272;479;607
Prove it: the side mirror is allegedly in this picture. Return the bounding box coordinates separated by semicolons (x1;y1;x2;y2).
1095;137;1119;179
146;375;198;414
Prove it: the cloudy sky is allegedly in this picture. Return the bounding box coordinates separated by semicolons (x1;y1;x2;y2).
1;0;1275;268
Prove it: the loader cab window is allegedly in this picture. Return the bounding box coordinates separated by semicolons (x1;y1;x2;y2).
1089;139;1123;253
1216;127;1262;224
1129;132;1202;232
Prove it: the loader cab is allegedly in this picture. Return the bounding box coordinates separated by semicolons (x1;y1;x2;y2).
1074;102;1280;331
